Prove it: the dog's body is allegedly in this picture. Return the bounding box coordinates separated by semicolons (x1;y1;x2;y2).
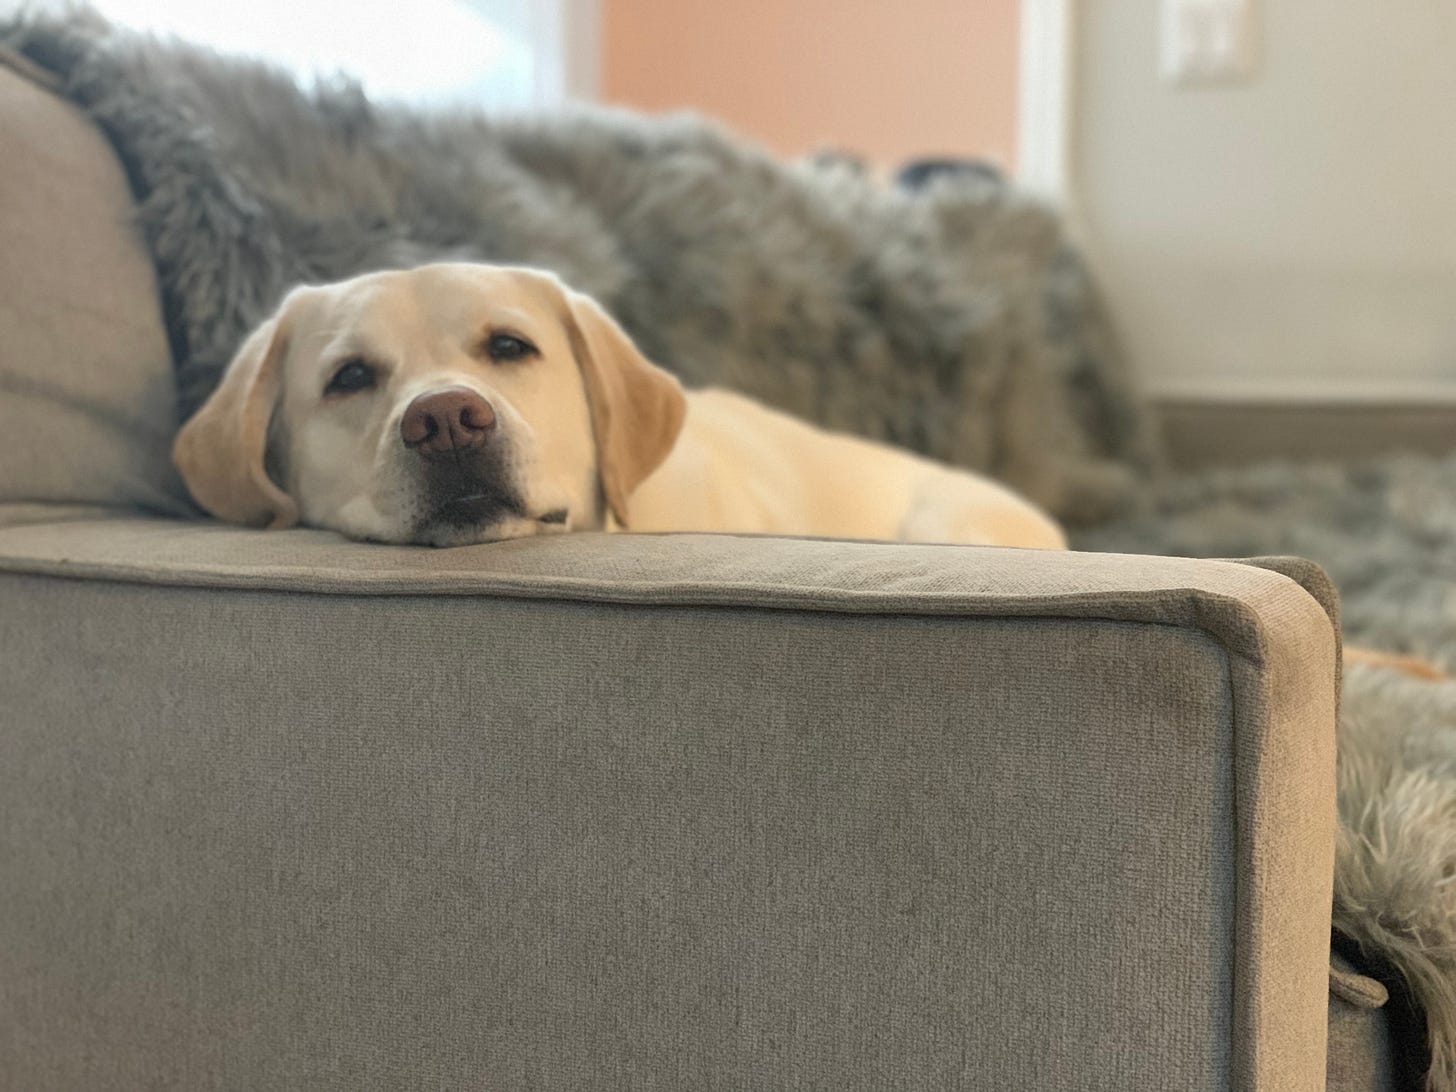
173;262;1065;551
632;388;1065;547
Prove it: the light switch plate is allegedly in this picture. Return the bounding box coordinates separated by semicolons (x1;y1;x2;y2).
1160;0;1258;85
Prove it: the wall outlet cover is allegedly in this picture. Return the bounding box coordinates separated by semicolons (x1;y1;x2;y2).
1160;0;1258;86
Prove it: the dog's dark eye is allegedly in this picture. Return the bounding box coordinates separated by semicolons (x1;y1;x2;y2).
325;358;377;395
484;333;537;362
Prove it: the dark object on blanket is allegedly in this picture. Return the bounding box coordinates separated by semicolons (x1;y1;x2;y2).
0;11;1157;525
897;157;1006;192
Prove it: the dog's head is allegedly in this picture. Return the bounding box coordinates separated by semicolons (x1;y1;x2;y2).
173;264;686;546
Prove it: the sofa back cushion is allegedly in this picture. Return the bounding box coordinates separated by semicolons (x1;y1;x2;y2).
0;56;192;516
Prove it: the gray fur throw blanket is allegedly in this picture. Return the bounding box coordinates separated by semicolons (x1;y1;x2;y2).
8;12;1456;1087
1;11;1155;526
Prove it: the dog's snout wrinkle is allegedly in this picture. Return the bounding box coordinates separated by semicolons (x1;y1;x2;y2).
401;387;496;457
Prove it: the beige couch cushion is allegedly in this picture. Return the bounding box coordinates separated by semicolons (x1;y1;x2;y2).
0;57;191;515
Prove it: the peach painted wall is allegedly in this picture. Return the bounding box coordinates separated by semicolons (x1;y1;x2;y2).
600;0;1020;171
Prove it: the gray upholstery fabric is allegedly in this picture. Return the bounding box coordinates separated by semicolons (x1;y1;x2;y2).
0;60;190;516
0;516;1338;1089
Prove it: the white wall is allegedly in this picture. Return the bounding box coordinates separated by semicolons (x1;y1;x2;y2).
1074;1;1456;402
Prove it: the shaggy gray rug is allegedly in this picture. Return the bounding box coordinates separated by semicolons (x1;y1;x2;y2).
8;10;1456;1084
1078;453;1456;669
1081;453;1456;1088
0;11;1155;525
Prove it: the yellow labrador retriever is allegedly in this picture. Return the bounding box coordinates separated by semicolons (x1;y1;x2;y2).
173;262;1066;551
170;261;1447;681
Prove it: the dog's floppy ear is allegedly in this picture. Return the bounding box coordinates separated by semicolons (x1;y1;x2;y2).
556;284;686;527
172;301;301;529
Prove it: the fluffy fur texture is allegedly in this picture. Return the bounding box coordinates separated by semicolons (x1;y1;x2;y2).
1081;453;1456;1089
9;11;1456;1082
1;11;1155;524
1337;666;1456;1089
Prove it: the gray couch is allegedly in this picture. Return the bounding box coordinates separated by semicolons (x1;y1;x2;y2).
0;58;1397;1090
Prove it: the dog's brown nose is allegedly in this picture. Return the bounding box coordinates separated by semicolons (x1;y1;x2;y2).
400;387;496;456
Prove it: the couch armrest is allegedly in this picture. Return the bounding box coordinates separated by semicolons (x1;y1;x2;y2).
0;515;1337;1090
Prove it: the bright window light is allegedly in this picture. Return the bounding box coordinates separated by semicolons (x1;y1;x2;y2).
86;0;564;107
